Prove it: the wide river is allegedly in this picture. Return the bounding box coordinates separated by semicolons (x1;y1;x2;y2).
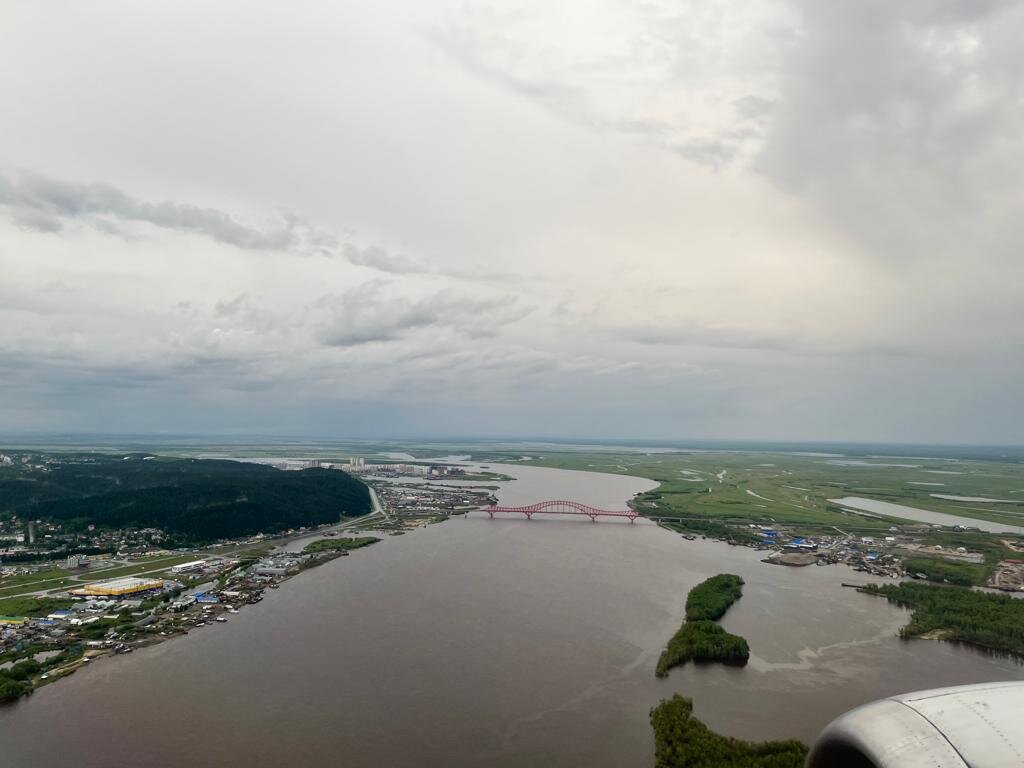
2;463;1023;767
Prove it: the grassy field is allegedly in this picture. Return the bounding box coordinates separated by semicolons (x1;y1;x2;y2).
0;595;74;618
0;568;70;587
82;554;198;580
0;555;198;599
0;570;77;598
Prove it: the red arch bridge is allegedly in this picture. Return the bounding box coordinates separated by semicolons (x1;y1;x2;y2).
480;500;640;523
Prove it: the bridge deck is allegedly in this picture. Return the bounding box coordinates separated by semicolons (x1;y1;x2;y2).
481;500;639;522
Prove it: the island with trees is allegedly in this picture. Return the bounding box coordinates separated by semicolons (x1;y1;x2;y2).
650;695;808;768
657;574;749;677
302;537;380;554
299;536;381;570
684;574;745;621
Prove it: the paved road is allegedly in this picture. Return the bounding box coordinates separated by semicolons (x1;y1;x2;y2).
369;486;389;521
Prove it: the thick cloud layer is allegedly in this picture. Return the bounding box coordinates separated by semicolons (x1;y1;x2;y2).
0;0;1021;442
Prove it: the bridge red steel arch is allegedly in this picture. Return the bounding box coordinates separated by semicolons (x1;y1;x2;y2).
481;500;639;523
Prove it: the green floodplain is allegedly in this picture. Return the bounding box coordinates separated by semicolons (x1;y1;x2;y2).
495;447;1024;589
510;448;1024;533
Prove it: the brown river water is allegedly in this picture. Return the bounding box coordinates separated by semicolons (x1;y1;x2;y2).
1;463;1022;767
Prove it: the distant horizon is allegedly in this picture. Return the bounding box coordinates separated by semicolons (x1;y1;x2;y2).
2;431;1023;452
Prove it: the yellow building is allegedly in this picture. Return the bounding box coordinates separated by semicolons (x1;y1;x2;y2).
69;576;164;598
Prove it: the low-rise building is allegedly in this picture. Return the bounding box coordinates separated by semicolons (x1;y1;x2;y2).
170;560;207;574
171;595;197;612
69;576;164;598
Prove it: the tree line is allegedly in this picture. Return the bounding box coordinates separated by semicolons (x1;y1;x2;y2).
650;695;807;768
863;581;1024;657
0;455;372;543
657;574;750;677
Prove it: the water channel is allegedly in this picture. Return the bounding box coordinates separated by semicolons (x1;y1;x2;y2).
831;495;1024;535
1;463;1022;767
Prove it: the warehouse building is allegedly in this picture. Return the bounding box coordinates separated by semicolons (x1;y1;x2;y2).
170;560;206;574
69;576;164;598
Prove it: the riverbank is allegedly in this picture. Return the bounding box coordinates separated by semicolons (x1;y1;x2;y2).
860;581;1024;658
0;536;381;704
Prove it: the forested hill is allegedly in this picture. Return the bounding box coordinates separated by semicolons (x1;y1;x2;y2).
0;455;371;542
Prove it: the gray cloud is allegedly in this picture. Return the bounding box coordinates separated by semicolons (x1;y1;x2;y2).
756;0;1024;261
0;170;299;250
1;1;1023;443
669;138;738;170
0;169;459;279
316;283;522;348
621;324;793;352
619;324;915;359
733;95;776;122
425;3;787;169
342;243;427;275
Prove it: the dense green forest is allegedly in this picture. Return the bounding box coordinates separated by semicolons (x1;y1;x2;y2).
685;574;745;621
863;582;1024;657
650;695;807;768
657;574;750;677
656;621;750;677
0;455;371;542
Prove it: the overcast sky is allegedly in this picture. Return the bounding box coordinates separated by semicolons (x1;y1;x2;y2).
1;1;1022;443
